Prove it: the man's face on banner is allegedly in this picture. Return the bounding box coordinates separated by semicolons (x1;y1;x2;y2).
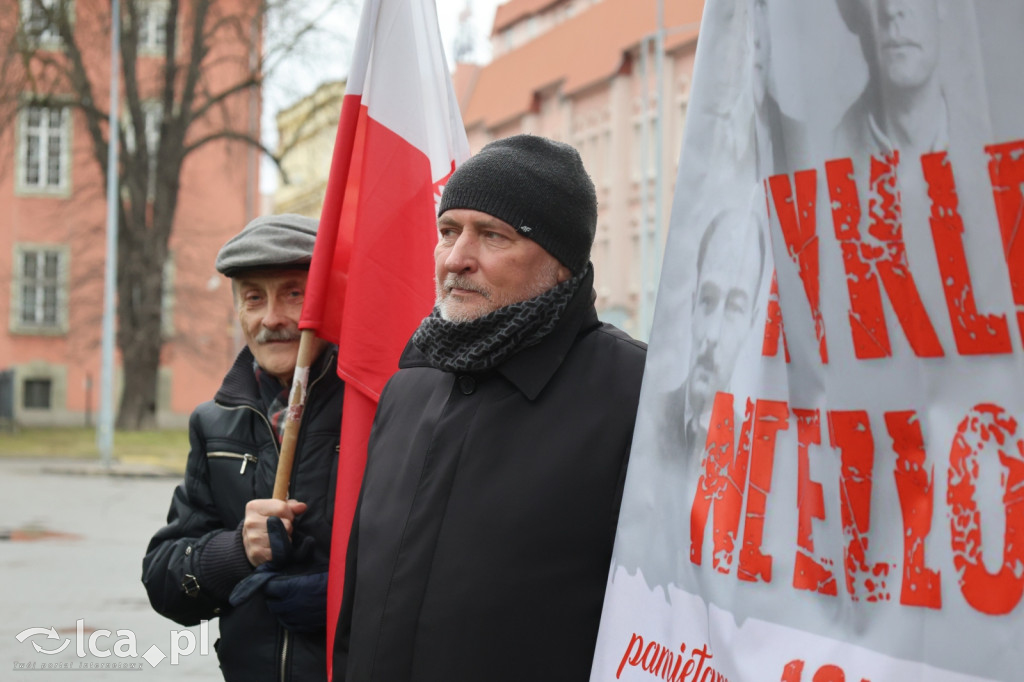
687;214;763;421
870;0;942;91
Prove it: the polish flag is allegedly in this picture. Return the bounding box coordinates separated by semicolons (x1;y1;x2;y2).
297;0;470;676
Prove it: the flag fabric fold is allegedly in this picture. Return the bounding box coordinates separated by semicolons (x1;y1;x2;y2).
298;1;470;676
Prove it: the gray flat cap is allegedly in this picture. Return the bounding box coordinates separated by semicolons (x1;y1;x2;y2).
215;214;319;277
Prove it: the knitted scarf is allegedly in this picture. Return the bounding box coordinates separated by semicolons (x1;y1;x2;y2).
411;271;583;373
254;362;289;443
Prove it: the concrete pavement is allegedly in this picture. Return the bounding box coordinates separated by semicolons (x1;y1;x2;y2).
0;458;224;680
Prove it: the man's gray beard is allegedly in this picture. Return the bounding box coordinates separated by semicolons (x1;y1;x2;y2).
435;263;560;323
436;274;490;323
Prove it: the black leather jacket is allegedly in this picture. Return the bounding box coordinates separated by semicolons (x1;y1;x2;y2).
142;346;343;681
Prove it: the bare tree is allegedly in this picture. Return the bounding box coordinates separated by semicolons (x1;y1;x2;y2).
450;1;476;64
0;0;351;429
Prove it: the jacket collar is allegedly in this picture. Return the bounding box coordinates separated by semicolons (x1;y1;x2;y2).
399;266;599;401
215;344;337;408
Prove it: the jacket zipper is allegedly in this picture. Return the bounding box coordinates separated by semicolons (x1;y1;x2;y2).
221;351;333;682
206;451;258;474
280;629;290;682
274;353;330;681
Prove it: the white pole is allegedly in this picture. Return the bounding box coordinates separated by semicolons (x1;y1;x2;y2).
638;36;651;341
97;0;120;466
653;0;665;307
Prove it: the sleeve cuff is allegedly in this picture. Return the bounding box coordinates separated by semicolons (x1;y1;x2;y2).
196;526;253;601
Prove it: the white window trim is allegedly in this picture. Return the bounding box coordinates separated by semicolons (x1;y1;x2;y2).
16;101;73;198
19;0;72;49
123;99;163;198
162;252;176;338
10;243;70;336
135;0;171;56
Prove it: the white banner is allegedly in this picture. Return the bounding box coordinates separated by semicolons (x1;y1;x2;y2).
595;1;1024;680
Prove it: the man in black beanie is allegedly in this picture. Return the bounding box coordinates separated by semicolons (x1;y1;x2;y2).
334;135;647;681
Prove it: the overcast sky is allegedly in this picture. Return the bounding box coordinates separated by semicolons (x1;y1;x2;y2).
261;0;503;194
437;0;503;64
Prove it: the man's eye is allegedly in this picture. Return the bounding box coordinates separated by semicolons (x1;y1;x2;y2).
484;231;508;241
726;293;748;315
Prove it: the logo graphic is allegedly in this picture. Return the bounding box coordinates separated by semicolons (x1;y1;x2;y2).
16;628;69;655
14;619;211;670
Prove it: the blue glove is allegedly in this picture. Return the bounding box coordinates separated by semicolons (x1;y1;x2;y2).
229;516;326;632
263;571;328;633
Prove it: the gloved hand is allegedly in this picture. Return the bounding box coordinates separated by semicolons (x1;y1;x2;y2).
264;571;328;633
229;516;326;632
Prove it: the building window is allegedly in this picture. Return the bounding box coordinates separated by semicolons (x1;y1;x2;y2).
20;0;64;46
123;101;163;197
11;244;69;335
136;0;169;53
22;378;52;410
19;104;70;194
162;253;176;338
20;249;60;327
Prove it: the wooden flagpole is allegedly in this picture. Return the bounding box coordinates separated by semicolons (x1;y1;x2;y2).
272;328;321;500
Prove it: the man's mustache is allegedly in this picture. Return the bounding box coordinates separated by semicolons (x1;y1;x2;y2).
694;344;718;377
443;275;490;299
255;328;300;344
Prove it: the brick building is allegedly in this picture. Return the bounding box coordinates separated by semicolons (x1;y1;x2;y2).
0;0;259;428
456;0;704;338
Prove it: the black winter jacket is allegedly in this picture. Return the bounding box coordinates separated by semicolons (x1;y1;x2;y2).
142;346;343;682
335;269;647;681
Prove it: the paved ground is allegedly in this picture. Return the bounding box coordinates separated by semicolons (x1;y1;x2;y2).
0;458;224;680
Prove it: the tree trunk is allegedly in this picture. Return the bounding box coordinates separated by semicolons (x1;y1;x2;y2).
114;226;167;430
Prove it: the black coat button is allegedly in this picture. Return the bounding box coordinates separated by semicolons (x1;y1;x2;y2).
458;375;476;395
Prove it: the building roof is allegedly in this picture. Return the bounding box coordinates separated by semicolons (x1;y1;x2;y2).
492;0;563;35
463;0;702;130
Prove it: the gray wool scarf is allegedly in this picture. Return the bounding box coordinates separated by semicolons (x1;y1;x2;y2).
411;271;583;374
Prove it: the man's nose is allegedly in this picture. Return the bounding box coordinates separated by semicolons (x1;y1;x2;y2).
881;0;906;24
262;298;289;329
698;335;717;356
444;232;477;274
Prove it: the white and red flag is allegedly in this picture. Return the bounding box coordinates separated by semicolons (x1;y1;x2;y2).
594;0;1024;680
297;0;469;675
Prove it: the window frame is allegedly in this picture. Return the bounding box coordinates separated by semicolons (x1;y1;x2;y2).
16;101;73;197
123;99;164;198
10;243;70;336
135;0;171;55
22;378;53;410
19;0;73;50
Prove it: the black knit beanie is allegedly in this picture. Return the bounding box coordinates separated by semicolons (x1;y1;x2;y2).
437;134;597;275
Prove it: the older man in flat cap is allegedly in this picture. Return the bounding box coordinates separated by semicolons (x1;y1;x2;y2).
334;135;647;681
143;214;343;681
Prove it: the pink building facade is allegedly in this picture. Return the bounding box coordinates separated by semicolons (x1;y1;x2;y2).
455;0;704;338
0;0;258;428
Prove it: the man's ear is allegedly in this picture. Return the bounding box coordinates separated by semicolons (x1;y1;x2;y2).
556;264;572;283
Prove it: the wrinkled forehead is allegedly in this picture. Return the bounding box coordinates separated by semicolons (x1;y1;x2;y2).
697;219;763;295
